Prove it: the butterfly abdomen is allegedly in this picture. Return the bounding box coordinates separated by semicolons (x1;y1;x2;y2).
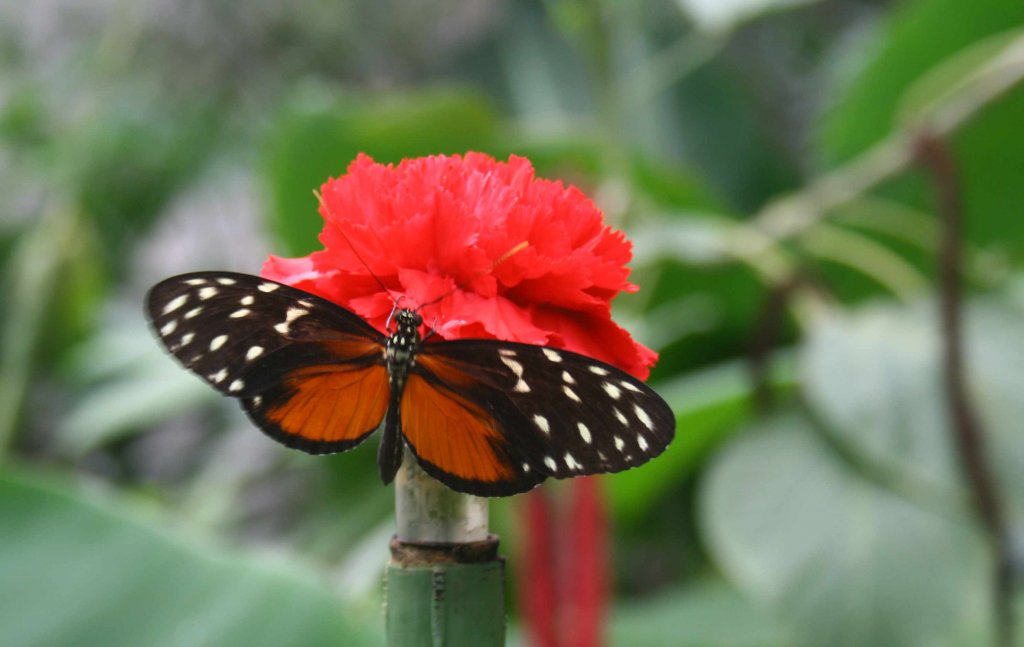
378;309;425;484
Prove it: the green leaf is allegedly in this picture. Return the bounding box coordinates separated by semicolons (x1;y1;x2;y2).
701;414;990;647
896;28;1024;127
820;0;1024;162
608;578;790;647
0;468;383;647
57;315;218;455
818;0;1024;260
801;300;1024;520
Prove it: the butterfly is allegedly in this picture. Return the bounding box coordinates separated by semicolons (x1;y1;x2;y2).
146;272;675;496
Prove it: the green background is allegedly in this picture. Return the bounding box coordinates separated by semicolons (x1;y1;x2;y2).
2;0;1023;644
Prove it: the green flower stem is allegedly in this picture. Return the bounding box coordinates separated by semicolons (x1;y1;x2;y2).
386;453;505;647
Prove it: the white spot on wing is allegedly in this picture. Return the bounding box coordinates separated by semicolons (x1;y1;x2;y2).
252;396;263;407
286;307;308;322
228;379;245;392
240;295;255;306
563;385;581;402
210;368;228;384
533;415;551;434
179;332;195;346
544;456;558;472
185;307;203;319
514;379;531;393
602;382;622;400
162;294;188;315
621;380;642;393
498;349;517;357
184;278;207;286
522;463;531;473
246;346;264;361
577;422;591;443
564;452;582;471
210;334;228;351
230;308;251;318
588;365;610;376
274;308;308;334
160;320;178;336
561;370;575;384
500;356;524;377
638;435;649;451
542;348;562;362
258;282;279;292
614;436;625;451
198;287;218;300
614;408;628;425
634;404;654;430
216;277;237;285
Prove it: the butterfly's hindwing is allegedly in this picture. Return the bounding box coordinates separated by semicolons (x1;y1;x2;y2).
399;370;547;495
239;363;389;454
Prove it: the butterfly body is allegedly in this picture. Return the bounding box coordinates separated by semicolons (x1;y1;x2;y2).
147;272;675;497
378;308;424;485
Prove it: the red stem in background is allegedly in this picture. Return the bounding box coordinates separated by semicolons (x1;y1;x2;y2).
521;479;609;647
523;488;559;647
564;477;608;647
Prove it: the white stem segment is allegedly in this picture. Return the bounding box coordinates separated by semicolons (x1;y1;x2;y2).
394;451;489;543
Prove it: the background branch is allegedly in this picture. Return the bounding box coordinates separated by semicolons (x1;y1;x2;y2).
914;132;1016;647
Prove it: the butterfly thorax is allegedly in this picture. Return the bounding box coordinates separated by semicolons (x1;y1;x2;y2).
385;309;423;391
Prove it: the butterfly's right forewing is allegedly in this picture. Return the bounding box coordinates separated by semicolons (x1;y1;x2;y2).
406;340;675;496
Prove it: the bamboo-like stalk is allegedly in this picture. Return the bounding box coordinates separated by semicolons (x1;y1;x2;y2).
394;452;489;543
385;452;505;647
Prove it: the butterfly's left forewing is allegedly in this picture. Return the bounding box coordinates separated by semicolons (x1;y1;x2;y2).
146;271;391;453
405;340;675;496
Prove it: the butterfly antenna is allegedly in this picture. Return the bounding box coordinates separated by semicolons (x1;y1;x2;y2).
417;240;529;310
313;189;397;303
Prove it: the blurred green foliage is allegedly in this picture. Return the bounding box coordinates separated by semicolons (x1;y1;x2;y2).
2;0;1023;645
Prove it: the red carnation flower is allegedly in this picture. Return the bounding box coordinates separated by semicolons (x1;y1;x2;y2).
262;152;644;646
261;152;657;379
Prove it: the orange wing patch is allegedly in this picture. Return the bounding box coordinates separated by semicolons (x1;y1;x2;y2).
265;365;389;444
400;373;515;484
